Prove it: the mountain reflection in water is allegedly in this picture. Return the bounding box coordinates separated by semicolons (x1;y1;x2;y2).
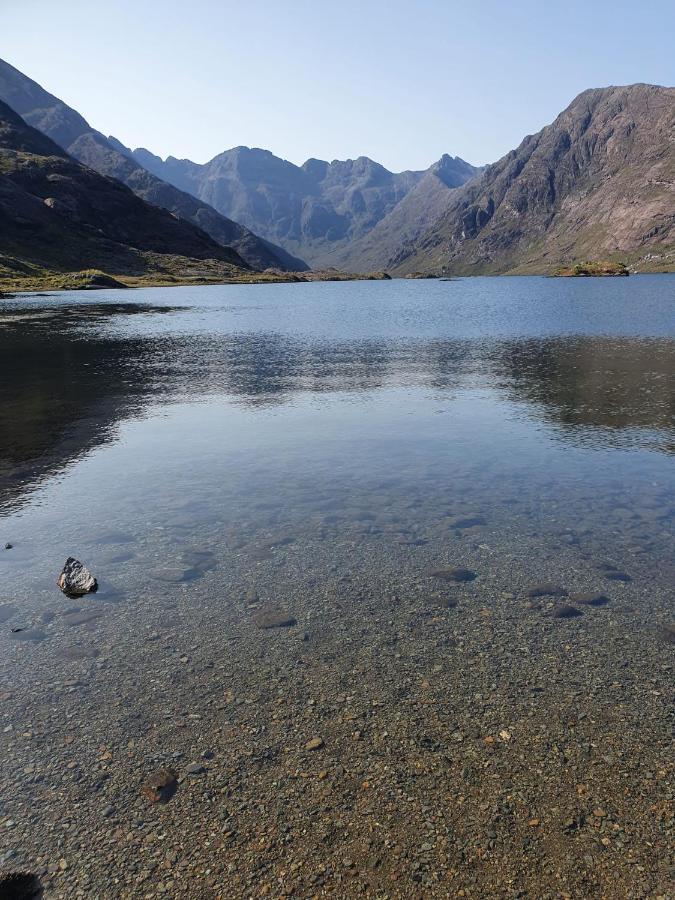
0;281;674;515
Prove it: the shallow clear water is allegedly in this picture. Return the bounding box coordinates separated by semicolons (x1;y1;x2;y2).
0;276;674;897
1;276;673;595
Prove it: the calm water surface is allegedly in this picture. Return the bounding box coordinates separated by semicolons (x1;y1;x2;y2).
0;276;674;599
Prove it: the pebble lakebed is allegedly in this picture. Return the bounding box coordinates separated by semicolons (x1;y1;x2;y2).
0;490;673;899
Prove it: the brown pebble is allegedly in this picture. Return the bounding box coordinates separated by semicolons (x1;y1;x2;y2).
141;768;178;804
305;737;324;751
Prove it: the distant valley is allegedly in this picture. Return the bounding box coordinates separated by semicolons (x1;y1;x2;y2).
130;145;478;269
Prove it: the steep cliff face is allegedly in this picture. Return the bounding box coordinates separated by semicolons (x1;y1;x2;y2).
0;57;305;271
392;85;675;275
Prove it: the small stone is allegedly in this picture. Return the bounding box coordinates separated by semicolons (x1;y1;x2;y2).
527;819;540;827
185;763;205;775
4;543;12;550
201;750;214;760
569;592;610;606
11;629;46;642
552;604;583;619
448;516;486;529
527;583;567;598
305;737;324;751
428;567;477;583
102;805;115;818
253;609;297;629
141;769;178;804
604;571;631;582
57;558;98;597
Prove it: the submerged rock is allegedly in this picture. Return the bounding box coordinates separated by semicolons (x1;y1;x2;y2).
552;604;583;619
428;567;477;583
253;609;297;629
448;516;486;529
57;558;98;597
570;592;610;606
527;583;567;598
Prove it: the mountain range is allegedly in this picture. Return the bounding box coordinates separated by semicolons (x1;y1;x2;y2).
130;145;478;269
0;54;673;288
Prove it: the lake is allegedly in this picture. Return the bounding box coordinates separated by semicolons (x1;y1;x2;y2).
0;276;673;898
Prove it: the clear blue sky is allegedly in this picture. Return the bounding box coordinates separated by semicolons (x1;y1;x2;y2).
3;0;674;171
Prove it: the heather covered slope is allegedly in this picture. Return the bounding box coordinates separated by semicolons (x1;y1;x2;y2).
0;99;255;287
0;57;306;271
391;85;675;275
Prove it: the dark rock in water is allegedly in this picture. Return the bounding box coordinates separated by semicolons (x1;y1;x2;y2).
10;629;46;642
141;768;178;804
570;592;610;606
4;542;12;550
604;571;631;582
428;567;477;583
180;548;217;572
57;557;98;597
61;608;104;627
552;604;583;619
448;516;486;529
253;609;297;629
149;566;196;583
0;869;42;898
527;583;567;598
0;604;17;624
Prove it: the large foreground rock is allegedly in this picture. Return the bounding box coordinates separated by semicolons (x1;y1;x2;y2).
57;557;98;597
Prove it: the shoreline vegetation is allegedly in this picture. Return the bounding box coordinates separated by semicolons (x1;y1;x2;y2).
0;266;392;295
553;261;630;277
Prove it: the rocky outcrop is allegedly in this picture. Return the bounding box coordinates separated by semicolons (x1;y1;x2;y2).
392;85;675;275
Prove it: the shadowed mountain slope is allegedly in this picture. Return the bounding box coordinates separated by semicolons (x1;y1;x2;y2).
0;99;254;284
0;57;306;271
